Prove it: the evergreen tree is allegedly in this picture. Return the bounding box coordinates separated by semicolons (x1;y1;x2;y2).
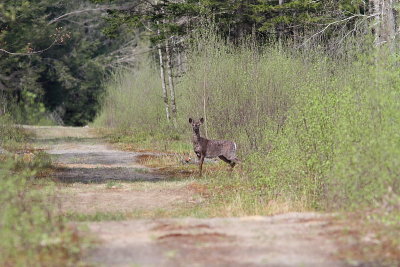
0;0;130;125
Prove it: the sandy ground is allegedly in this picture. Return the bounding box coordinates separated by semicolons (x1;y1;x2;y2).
86;214;344;267
27;126;192;213
28;126;347;267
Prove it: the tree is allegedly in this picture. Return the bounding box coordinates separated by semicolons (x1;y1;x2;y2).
371;0;396;46
0;0;131;125
95;0;196;124
2;0;386;125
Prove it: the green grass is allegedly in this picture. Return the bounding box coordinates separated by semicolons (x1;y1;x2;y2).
0;117;87;266
0;114;30;151
105;180;123;189
64;208;197;221
64;211;128;222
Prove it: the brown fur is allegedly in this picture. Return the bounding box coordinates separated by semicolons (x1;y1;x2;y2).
189;118;239;176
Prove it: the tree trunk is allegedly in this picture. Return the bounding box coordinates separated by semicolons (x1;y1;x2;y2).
0;90;6;116
372;0;396;46
165;38;177;123
202;64;208;138
157;24;170;122
155;0;170;122
278;0;284;41
177;46;183;74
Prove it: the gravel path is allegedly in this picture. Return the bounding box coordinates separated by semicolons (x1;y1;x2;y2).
87;214;344;267
28;126;346;267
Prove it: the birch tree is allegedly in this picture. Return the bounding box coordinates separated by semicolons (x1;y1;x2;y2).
372;0;397;46
156;18;171;122
165;38;177;123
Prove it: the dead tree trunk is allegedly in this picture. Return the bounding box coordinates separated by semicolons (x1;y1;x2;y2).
165;38;177;124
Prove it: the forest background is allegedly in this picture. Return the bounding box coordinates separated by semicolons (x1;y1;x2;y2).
2;0;400;206
1;0;392;126
2;0;400;208
1;0;400;264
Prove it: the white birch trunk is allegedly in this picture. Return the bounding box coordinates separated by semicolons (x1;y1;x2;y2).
202;64;208;138
278;0;284;41
155;0;170;122
373;0;396;46
157;23;170;122
165;38;177;122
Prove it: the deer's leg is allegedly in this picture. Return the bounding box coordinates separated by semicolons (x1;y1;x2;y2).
229;157;240;168
233;157;240;163
219;155;236;172
199;154;205;177
218;155;231;164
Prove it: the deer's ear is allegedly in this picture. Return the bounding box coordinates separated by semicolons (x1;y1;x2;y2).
189;118;193;123
200;118;204;124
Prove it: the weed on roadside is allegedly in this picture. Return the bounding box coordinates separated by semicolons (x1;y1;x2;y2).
64;211;128;222
105;180;123;189
0;119;88;266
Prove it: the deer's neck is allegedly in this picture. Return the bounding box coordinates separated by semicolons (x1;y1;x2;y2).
192;129;201;144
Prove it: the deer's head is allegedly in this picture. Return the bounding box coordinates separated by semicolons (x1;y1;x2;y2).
189;118;204;134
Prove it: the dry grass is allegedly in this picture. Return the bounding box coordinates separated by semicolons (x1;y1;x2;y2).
22;125;97;139
137;154;198;178
132;152;310;218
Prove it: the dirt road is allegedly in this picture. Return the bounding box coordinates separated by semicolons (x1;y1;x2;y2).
29;126;346;267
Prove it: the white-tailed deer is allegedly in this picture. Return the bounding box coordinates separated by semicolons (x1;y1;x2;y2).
189;118;239;176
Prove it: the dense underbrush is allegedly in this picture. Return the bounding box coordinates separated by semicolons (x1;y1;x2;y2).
94;32;400;263
95;33;399;213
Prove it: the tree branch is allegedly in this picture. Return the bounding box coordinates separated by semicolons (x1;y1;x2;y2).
0;39;58;56
47;4;141;25
298;13;378;48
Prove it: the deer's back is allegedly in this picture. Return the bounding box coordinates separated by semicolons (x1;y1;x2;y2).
205;139;236;159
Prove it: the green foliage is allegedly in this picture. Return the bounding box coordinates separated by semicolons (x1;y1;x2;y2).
97;29;400;213
98;0;369;48
0;121;85;265
94;58;188;148
105;180;123;189
0;114;29;150
0;159;84;265
0;0;130;125
182;33;400;210
64;211;127;222
0;0;374;126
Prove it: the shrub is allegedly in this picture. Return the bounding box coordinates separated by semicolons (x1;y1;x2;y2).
0;118;85;265
96;30;400;211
